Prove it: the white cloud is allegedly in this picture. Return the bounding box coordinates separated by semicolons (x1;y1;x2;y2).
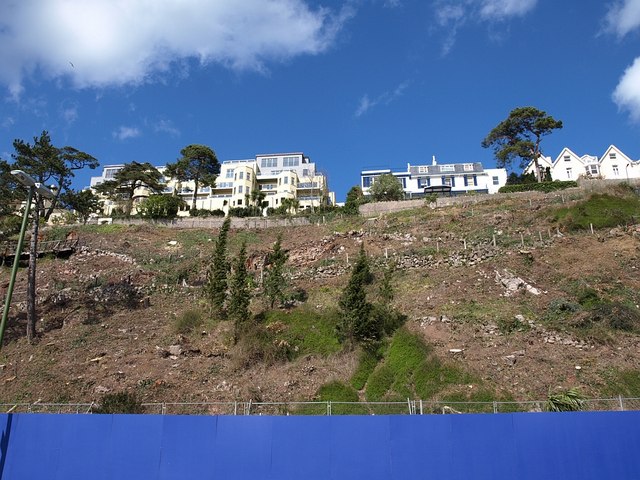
0;0;350;96
478;0;537;20
613;57;640;122
153;119;181;137
1;117;15;129
355;81;410;117
434;0;537;53
60;102;79;124
603;0;640;38
113;126;142;141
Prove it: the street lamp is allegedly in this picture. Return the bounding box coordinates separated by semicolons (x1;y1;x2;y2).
0;171;54;351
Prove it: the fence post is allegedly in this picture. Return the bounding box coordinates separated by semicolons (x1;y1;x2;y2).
327;401;331;416
493;401;498;414
619;395;624;411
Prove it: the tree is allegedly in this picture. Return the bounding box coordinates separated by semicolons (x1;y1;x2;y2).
338;244;376;347
0;159;19;218
481;106;563;182
137;195;185;219
11;131;99;220
369;174;404;202
10;132;98;341
94;161;163;215
263;235;288;308
343;185;363;215
205;217;231;317
60;189;102;224
229;242;250;344
165;144;220;212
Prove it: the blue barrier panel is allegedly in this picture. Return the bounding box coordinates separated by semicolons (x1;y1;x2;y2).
158;415;218;480
0;411;639;479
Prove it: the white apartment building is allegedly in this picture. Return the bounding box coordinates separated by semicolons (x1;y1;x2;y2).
525;145;640;182
89;152;334;216
361;156;507;197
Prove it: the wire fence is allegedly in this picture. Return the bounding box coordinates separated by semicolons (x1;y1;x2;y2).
1;397;639;416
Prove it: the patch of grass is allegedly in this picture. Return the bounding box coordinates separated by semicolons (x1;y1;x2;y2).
297;381;368;415
262;307;342;357
603;369;640;397
351;347;383;390
552;193;640;230
442;299;521;327
365;328;476;401
365;365;395;401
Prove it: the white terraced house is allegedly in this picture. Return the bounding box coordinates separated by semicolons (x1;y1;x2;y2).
361;156;507;197
89;152;334;216
525;145;640;182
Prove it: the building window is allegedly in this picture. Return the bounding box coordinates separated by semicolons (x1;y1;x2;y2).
564;155;571;162
247;172;251;181
418;166;428;173
284;177;289;184
566;167;572;179
492;176;499;185
586;165;599;175
610;153;617;160
238;199;242;205
400;178;407;188
612;165;619;175
283;156;299;167
239;171;244;180
441;165;455;172
225;169;234;179
463;164;474;171
362;176;372;188
238;185;243;193
302;169;309;177
443;176;453;187
261;157;278;168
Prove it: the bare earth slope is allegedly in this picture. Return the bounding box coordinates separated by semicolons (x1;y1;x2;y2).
1;189;639;410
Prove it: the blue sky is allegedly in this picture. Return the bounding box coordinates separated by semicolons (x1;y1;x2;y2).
1;0;639;201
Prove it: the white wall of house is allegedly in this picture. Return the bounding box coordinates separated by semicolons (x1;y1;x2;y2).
361;159;508;197
526;145;640;182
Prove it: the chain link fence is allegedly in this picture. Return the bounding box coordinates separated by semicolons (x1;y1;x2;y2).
1;397;638;416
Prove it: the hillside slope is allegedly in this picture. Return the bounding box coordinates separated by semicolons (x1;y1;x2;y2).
1;187;639;412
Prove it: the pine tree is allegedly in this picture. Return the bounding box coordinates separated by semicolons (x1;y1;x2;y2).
206;217;231;317
263;235;288;308
228;241;250;344
338;244;376;347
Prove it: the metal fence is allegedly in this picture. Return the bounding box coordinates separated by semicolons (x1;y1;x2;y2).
1;397;639;415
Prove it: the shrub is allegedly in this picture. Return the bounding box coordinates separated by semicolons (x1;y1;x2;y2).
173;309;204;334
546;388;585;412
498;180;577;193
94;391;145;414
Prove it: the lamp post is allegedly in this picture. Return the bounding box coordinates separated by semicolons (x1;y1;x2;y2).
0;171;54;351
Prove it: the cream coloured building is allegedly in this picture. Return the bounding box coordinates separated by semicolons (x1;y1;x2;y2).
89;152;334;216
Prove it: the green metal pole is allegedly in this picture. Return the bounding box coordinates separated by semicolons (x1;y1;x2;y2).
0;186;34;351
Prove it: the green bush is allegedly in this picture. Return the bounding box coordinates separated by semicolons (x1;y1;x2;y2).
546;388;585;412
173;309;204;334
0;214;23;240
94;391;145;414
137;195;185;219
498;180;577;193
190;208;225;217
